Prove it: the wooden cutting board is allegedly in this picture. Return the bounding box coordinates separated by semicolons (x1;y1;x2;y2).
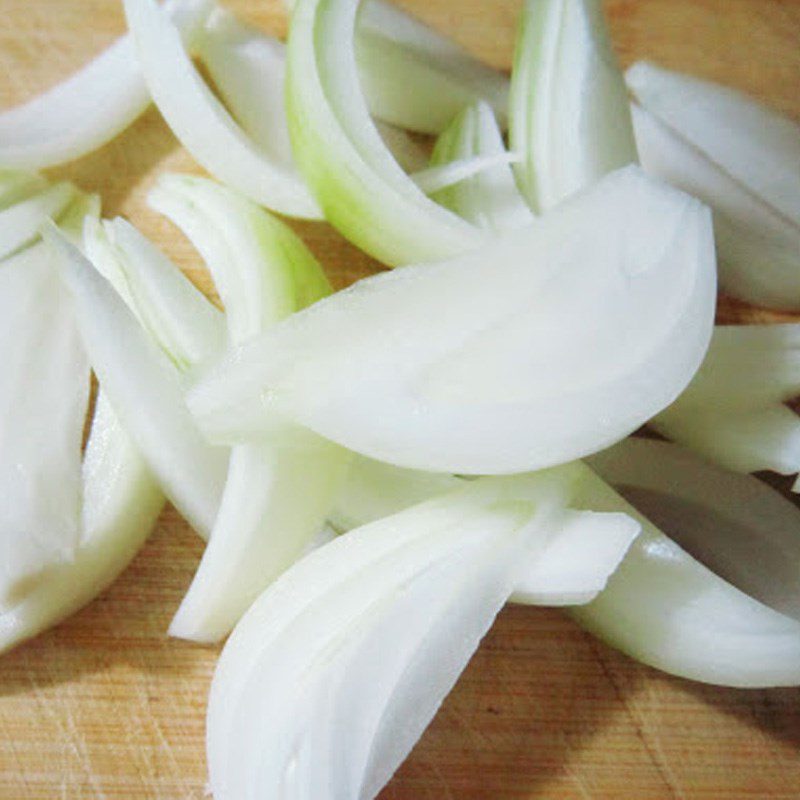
1;1;800;797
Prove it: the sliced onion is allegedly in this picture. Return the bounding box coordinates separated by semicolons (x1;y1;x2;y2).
410;151;520;196
653;325;800;477
0;170;48;211
575;438;800;687
207;466;577;798
0;241;89;604
509;0;636;212
429;101;534;232
46;227;228;539
286;0;486;265
632;102;800;309
0;0;212;170
0;182;76;260
0;393;164;654
123;0;322;219
151;175;350;642
191;167;716;474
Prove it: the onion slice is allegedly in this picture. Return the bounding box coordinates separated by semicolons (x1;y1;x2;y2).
46;227;228;539
207;466;577;799
0;0;212;170
191;166;716;474
123;0;322;219
429;101;534;232
151;175;350;642
286;0;486;265
653;324;800;478
576;438;800;687
631;100;800;309
509;0;636;212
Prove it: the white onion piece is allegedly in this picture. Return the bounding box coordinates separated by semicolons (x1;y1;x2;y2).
0;393;164;653
576;438;800;687
0;0;212;170
123;0;322;219
191;167;716;474
84;216;225;373
152;175;350;642
509;0;636;212
0;170;48;211
0;242;90;604
207;467;577;799
410;152;519;196
330;455;638;606
286;0;486;265
627;61;800;224
283;0;510;134
430;101;534;232
46;228;228;540
653;325;800;477
0;182;76;260
632;103;800;309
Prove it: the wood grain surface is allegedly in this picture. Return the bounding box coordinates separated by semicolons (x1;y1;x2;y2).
1;1;800;797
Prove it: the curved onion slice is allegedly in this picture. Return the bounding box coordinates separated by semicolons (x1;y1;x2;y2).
0;393;164;654
0;0;211;171
283;0;509;134
150;175;350;642
509;0;636;212
430;101;534;232
123;0;321;219
0;241;89;604
207;467;576;799
286;0;486;265
652;324;800;477
0;170;48;211
632;101;800;309
0;182;76;260
330;455;638;606
191;167;716;474
575;438;800;687
46;227;228;539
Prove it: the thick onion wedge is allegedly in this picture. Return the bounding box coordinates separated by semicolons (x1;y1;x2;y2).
0;0;212;170
286;0;486;265
509;0;636;212
653;324;800;478
0;241;89;604
575;438;800;687
191;167;716;474
632;102;800;309
430;101;534;232
330;455;639;606
207;467;577;799
123;0;322;219
151;175;350;642
46;228;228;539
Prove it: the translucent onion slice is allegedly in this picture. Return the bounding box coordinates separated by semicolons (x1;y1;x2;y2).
151;175;350;642
430;101;534;232
330;455;639;606
576;438;800;687
84;216;225;373
0;182;76;260
207;467;577;799
509;0;636;212
123;0;322;219
632;102;800;309
0;241;90;604
283;0;510;134
46;227;228;540
652;324;800;477
191;167;716;474
0;393;164;654
0;0;212;170
627;61;800;225
286;0;486;265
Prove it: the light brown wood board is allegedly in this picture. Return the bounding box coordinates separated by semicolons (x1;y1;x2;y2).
1;0;800;797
